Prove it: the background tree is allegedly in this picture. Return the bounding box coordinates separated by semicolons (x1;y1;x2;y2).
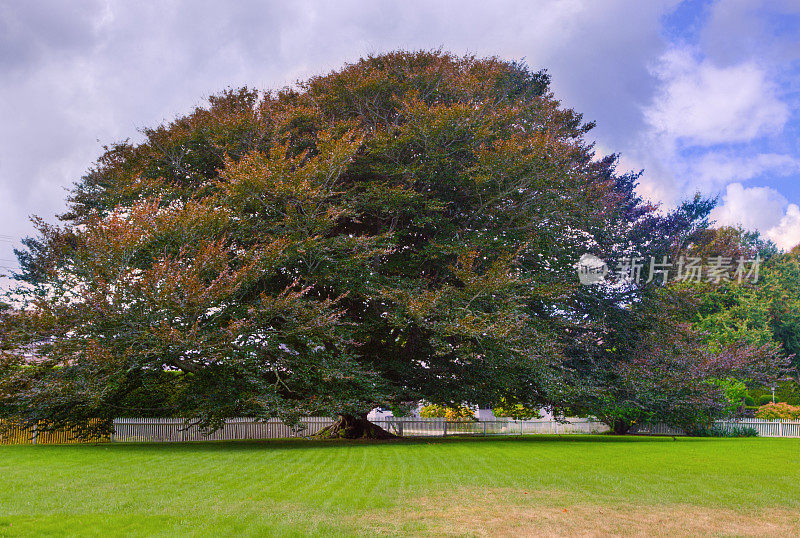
691;233;799;379
591;226;789;433
571;285;785;434
680;225;777;262
578;226;790;433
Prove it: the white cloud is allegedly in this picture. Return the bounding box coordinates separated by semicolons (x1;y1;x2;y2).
621;151;800;209
711;183;787;232
711;183;800;250
644;48;789;146
689;153;800;191
767;204;800;251
630;42;795;211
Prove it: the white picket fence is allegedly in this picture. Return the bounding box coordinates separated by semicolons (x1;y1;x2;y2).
109;417;800;442
110;417;608;442
112;417;335;443
629;423;684;436
715;419;800;438
373;417;609;437
632;419;800;438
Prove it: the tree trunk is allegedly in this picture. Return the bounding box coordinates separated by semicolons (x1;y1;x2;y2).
314;413;396;440
612;419;631;435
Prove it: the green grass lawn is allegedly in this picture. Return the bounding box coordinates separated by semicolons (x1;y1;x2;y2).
1;435;800;536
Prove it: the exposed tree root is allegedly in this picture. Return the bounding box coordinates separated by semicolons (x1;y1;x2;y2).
314;414;396;439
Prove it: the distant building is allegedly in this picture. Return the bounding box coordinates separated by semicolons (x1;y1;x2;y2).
369;405;519;421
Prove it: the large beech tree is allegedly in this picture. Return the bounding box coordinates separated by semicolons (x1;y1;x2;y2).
0;51;773;437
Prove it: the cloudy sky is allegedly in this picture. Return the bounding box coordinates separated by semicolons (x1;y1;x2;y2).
1;0;799;281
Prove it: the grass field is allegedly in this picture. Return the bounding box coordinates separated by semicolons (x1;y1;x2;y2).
1;436;800;536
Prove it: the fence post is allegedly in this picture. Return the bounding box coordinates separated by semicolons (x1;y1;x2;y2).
33;422;38;445
519;420;523;435
779;421;783;437
398;422;404;437
483;422;487;436
443;421;447;437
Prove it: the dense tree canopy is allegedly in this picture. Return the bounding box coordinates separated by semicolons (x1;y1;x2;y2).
574;226;788;433
694;235;800;379
0;51;782;437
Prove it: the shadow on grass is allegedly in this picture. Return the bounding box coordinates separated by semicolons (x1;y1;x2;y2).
6;433;704;453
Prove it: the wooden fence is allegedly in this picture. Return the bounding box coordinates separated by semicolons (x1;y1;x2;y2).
631;419;800;438
715;419;800;438
629;423;685;436
111;417;608;442
374;417;609;437
0;420;109;445
112;417;335;442
4;417;800;444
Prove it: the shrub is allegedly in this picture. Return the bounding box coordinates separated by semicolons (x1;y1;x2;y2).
751;381;800;406
758;394;775;406
776;381;800;405
744;395;755;407
687;424;759;437
755;402;800;420
725;426;759;437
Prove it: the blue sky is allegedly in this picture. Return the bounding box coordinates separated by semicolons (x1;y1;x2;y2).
0;0;799;283
643;0;800;243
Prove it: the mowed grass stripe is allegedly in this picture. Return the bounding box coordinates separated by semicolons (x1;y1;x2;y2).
1;436;799;536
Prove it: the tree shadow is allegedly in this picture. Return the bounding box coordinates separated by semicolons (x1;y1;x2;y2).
55;433;692;453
